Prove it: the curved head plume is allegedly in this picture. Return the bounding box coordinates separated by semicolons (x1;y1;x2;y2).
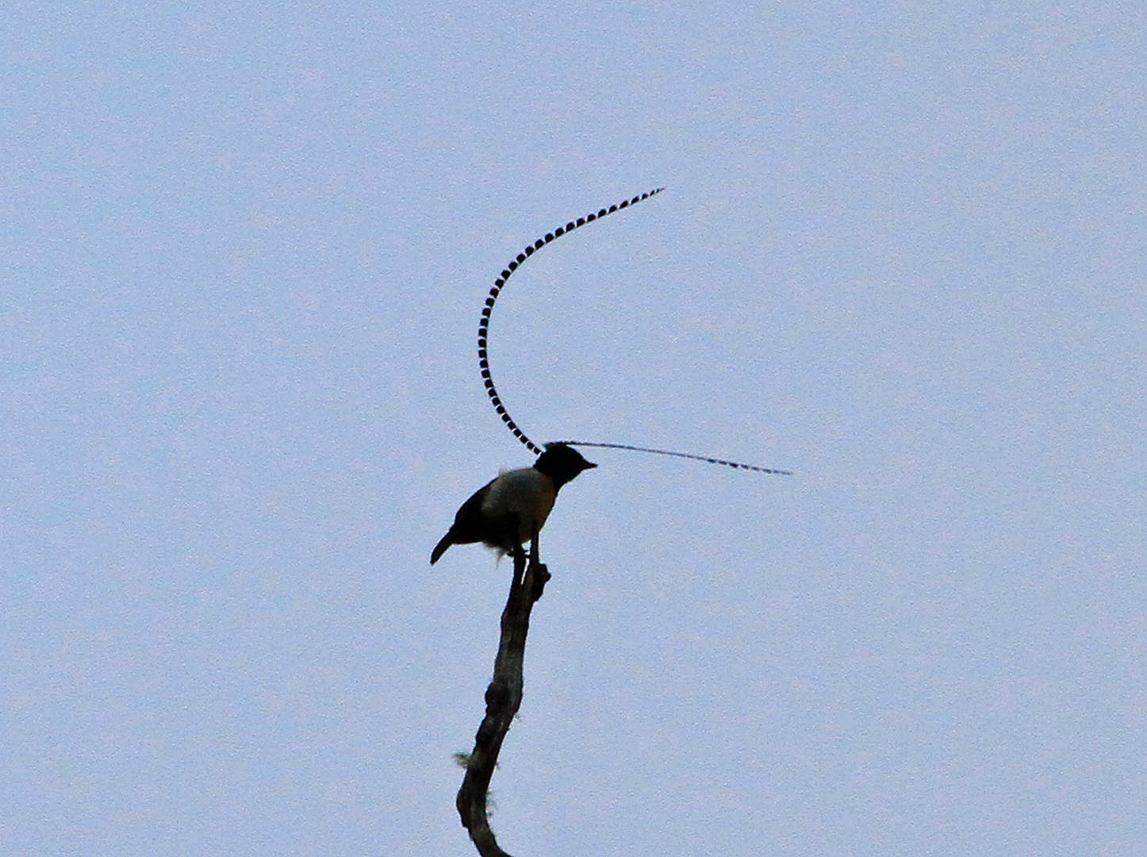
478;188;664;456
477;188;789;476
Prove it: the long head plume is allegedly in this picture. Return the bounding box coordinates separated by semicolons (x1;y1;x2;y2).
549;441;792;475
478;188;790;476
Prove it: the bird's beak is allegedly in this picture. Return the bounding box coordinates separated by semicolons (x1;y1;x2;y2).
584;460;598;470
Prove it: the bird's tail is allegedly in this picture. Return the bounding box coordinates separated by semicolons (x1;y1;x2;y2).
430;532;454;565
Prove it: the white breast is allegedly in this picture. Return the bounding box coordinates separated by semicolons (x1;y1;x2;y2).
481;467;557;545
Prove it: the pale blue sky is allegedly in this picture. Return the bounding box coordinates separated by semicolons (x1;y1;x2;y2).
4;3;1145;855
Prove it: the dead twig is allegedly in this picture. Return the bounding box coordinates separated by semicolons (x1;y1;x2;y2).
456;544;551;857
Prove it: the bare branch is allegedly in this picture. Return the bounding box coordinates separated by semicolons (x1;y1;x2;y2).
456;548;551;857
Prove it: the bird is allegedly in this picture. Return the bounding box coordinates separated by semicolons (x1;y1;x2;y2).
430;443;597;566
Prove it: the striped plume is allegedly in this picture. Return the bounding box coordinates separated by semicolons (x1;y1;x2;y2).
478;188;664;455
477;188;789;475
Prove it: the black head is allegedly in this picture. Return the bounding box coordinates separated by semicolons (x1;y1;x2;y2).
534;443;597;490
